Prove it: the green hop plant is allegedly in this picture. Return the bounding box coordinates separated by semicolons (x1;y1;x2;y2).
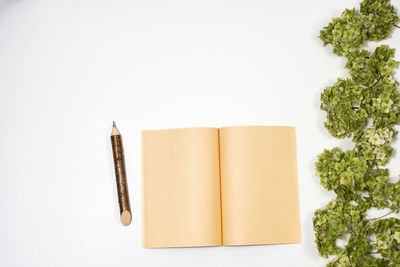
320;8;366;56
360;0;399;41
345;45;398;87
321;45;400;138
371;218;400;263
315;148;368;191
319;0;398;56
353;126;394;165
314;0;400;265
314;199;367;258
320;78;367;138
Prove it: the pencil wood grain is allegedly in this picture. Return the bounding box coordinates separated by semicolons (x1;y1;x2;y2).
111;122;132;226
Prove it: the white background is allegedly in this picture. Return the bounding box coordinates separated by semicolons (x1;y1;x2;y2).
1;0;399;266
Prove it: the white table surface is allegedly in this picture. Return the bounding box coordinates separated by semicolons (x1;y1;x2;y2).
1;0;399;266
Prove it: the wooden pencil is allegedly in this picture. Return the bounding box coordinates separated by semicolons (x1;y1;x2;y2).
111;121;132;226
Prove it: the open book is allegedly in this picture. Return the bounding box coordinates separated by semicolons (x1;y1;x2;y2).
141;126;301;248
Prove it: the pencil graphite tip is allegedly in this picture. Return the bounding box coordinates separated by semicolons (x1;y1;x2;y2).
111;121;120;136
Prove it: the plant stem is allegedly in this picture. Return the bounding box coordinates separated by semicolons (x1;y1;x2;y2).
369;211;394;221
394;24;400;29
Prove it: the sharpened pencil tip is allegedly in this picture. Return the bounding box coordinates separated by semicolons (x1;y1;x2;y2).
111;122;120;136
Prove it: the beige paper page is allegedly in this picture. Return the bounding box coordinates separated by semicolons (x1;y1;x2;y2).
142;128;222;248
219;126;301;245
